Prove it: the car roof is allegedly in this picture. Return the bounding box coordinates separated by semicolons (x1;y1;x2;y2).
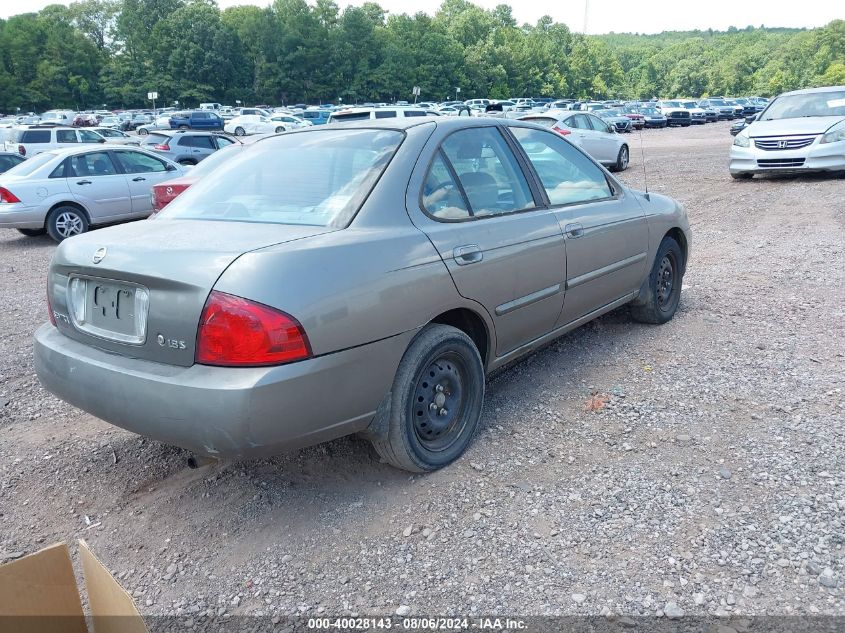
779;85;845;97
151;130;230;137
41;145;155;159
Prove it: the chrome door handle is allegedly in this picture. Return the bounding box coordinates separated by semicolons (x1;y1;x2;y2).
76;180;92;185
453;244;483;265
132;176;146;182
564;223;584;238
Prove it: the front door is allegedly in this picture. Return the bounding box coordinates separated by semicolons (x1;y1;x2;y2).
112;150;175;215
410;126;566;357
508;126;649;326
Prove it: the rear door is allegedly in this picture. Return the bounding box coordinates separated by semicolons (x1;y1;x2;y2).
55;129;80;152
584;114;617;163
180;134;216;161
409;125;566;357
65;150;132;221
508;125;649;325
112;149;175;215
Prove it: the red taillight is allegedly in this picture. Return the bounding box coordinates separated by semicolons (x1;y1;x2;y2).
154;143;170;150
552;125;571;136
0;187;21;203
47;285;56;327
196;291;311;367
17;144;25;156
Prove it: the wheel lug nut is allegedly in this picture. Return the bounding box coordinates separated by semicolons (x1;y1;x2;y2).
435;384;444;393
439;408;448;416
429;403;438;412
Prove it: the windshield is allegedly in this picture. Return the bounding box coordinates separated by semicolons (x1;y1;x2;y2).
186;145;246;179
159;129;403;227
682;103;698;109
640;108;659;115
3;152;55;177
761;90;845;120
662;101;681;107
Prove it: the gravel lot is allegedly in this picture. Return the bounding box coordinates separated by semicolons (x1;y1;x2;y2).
1;122;843;623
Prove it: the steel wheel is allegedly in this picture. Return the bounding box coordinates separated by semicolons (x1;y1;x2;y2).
411;353;468;452
656;253;675;309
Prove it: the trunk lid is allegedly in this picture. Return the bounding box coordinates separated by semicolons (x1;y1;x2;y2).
49;219;336;366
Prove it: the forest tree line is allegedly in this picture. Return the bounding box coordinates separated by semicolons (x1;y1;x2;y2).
0;0;843;112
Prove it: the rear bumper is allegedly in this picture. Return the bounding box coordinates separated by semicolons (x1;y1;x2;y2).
0;204;46;229
35;324;416;458
729;139;845;174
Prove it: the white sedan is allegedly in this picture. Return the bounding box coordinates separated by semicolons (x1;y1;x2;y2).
224;115;286;136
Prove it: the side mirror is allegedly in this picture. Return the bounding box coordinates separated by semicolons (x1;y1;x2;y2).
98;138;106;143
166;163;177;171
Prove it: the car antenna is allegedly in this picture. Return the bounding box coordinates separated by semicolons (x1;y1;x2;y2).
638;123;650;200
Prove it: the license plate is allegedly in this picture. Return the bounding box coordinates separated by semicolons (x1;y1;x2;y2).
68;277;149;344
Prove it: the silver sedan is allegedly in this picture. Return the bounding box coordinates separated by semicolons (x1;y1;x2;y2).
0;146;183;241
35;118;690;472
519;110;630;171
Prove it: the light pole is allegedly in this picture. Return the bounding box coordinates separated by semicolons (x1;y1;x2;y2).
455;86;461;102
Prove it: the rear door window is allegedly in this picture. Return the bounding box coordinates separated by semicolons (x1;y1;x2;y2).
435;127;535;219
374;111;397;119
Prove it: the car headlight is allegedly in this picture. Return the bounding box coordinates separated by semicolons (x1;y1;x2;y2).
733;132;751;148
820;122;845;144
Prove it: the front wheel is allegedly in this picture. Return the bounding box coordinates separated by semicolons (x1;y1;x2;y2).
46;206;89;242
178;125;189;130
631;236;684;324
274;126;285;133
730;171;752;180
612;145;629;172
138;128;148;135
234;127;245;136
369;324;485;472
17;228;46;237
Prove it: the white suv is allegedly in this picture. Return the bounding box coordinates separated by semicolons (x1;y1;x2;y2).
4;126;106;157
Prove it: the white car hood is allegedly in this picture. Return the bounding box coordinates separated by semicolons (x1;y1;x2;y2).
747;116;844;137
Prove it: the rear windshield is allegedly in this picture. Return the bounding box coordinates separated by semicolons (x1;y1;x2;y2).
3;151;56;176
159;128;404;227
521;117;556;128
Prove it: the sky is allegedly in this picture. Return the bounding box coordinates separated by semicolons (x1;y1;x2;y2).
1;0;841;35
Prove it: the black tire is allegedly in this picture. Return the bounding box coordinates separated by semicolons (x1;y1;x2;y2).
630;236;684;325
274;126;285;133
17;228;46;237
46;206;89;242
731;171;752;180
178;125;189;131
138;128;148;135
178;159;196;166
234;127;245;136
612;145;629;172
369;324;485;472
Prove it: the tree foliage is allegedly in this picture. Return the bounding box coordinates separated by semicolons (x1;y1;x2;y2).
0;0;842;112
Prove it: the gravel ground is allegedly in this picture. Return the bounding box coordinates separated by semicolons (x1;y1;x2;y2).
1;122;843;623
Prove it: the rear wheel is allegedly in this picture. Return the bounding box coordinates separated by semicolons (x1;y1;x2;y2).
46;206;88;242
138;128;148;135
612;145;629;172
178;159;195;166
369;324;485;472
631;236;684;324
178;125;189;131
274;126;285;133
17;228;46;237
234;127;245;136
